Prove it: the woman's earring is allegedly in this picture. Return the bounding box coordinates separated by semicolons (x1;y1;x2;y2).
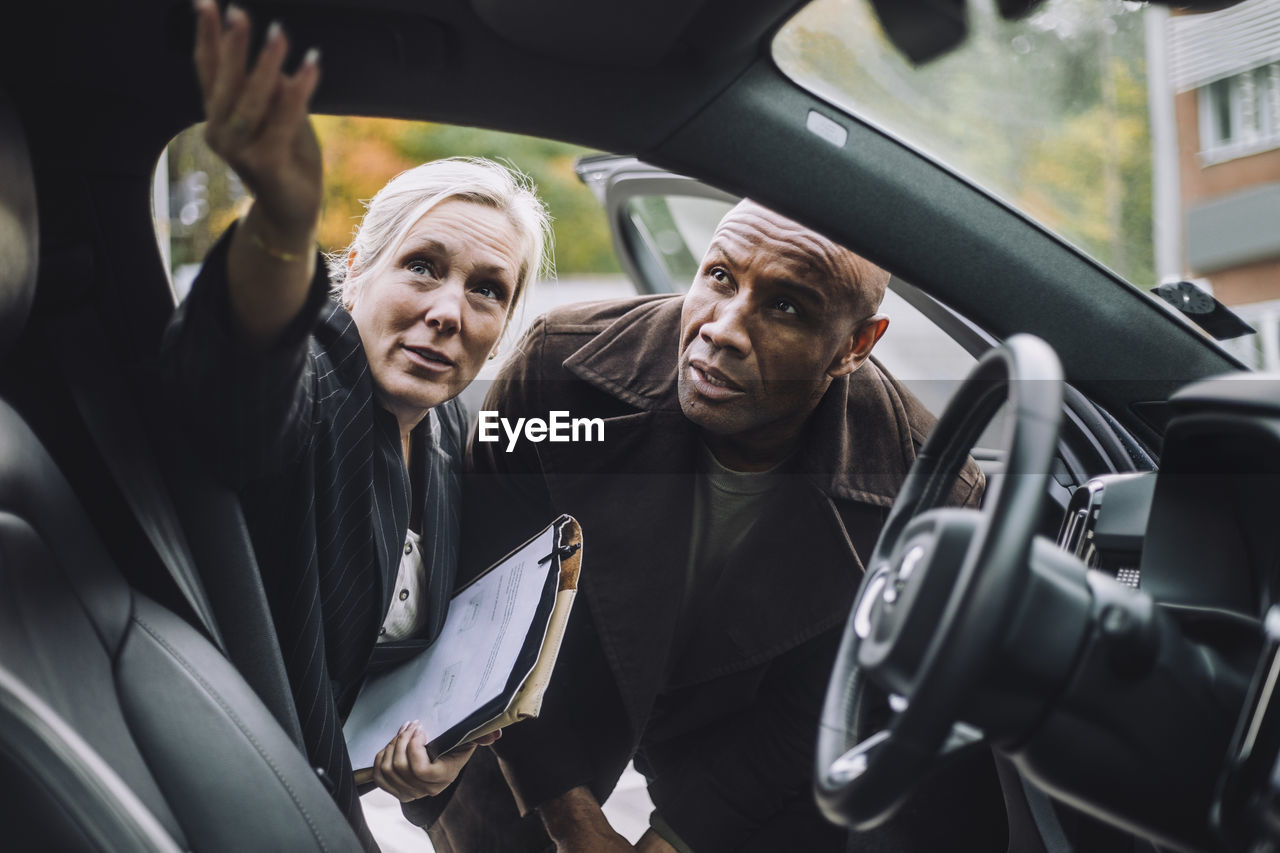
488;347;500;361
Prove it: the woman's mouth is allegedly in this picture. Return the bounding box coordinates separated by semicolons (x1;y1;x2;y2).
404;345;456;372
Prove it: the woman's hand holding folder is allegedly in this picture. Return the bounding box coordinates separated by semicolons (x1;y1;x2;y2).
370;720;502;802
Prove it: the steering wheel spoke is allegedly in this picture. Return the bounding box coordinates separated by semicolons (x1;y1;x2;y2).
828;730;891;784
941;720;985;755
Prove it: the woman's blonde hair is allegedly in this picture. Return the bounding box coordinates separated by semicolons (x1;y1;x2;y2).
328;156;552;317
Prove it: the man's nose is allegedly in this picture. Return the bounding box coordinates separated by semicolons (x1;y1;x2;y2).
699;295;752;356
423;280;464;333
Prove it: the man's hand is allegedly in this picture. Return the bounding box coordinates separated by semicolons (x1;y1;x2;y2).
539;785;636;853
372;721;501;803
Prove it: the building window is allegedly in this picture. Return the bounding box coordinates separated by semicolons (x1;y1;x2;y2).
1198;60;1280;161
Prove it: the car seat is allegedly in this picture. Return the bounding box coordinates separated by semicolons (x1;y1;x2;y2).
0;89;363;852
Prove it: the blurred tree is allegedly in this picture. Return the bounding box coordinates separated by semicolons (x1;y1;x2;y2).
1022;57;1154;285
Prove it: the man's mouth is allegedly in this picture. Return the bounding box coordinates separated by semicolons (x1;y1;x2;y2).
404;345;456;371
688;359;746;400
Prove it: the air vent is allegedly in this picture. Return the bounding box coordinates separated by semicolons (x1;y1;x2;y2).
1058;479;1105;568
1056;472;1157;588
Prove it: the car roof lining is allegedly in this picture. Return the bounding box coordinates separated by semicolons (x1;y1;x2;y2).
468;0;702;67
35;0;786;166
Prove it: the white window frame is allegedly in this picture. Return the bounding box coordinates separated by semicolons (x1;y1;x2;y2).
1198;61;1280;164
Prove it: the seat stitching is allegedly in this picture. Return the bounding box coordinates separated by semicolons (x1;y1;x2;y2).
130;614;331;853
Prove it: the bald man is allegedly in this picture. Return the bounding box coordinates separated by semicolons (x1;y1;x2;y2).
433;201;1000;852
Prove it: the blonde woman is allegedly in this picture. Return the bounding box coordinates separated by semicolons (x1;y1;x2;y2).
163;4;551;848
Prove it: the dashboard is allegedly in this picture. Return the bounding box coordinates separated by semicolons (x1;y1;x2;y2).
1043;376;1280;850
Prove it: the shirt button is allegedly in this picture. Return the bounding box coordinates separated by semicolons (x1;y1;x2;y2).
404;542;413;555
399;589;410;601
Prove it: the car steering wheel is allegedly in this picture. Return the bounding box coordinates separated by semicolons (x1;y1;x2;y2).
815;334;1064;828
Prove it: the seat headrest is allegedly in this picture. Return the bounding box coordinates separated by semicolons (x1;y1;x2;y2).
0;91;37;355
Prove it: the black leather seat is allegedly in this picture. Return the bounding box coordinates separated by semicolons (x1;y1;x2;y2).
0;91;363;853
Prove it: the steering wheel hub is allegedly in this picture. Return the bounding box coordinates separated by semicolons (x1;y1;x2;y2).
858;512;982;695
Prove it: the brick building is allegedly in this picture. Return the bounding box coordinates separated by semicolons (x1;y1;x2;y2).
1150;0;1280;368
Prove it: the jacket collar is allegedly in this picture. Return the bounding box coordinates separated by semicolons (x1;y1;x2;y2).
561;295;918;507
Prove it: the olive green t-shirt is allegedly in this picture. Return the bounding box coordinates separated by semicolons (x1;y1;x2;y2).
673;443;791;654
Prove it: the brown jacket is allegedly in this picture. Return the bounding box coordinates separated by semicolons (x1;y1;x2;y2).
438;294;984;852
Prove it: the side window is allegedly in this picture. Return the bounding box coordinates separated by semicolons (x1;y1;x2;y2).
151;120;622;305
152;125;249;302
152;122;635;420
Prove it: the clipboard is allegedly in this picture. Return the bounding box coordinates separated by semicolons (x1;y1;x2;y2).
345;514;582;784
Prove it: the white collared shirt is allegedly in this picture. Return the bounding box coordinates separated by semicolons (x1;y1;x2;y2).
378;525;427;643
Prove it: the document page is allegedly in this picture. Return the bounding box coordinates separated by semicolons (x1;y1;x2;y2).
344;523;558;768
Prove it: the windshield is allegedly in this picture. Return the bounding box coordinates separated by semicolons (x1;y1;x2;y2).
773;0;1280;370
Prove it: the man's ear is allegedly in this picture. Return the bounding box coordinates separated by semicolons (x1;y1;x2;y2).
828;314;889;378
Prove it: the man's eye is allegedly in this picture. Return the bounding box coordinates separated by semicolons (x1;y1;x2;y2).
707;267;730;285
773;299;798;315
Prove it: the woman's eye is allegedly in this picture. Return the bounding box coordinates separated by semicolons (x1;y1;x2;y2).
472;284;507;302
407;259;436;277
773;299;798;315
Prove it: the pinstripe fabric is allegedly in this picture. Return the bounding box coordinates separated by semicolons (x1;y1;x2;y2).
162;229;465;850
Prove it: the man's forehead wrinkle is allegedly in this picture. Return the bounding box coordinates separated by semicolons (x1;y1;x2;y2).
711;213;855;292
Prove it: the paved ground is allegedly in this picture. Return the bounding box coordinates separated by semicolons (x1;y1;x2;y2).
363;760;654;851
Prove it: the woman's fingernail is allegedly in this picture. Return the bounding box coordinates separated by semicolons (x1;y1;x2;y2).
226;4;245;25
302;47;321;67
193;0;213;13
266;21;282;43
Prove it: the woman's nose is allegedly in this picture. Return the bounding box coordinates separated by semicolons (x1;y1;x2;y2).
423;282;464;333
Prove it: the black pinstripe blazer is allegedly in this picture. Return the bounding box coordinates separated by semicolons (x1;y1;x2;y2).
163;228;465;850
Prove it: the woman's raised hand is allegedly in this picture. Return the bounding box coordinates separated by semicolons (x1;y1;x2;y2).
192;0;323;346
193;0;322;248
